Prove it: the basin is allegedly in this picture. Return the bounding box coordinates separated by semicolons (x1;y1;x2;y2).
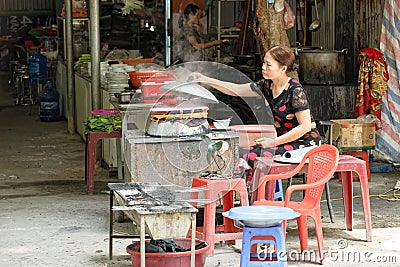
126;238;209;267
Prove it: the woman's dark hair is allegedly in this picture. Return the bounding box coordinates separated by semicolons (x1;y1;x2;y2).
267;45;298;72
178;4;199;28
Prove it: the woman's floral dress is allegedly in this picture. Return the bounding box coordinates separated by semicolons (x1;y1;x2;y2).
241;78;321;169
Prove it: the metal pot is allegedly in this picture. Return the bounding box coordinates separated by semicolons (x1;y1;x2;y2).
298;48;348;85
114;90;135;104
233;55;255;65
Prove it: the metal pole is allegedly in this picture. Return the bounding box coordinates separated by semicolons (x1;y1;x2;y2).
89;0;101;111
165;0;171;66
65;0;76;134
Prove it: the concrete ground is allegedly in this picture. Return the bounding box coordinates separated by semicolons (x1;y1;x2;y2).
0;73;399;267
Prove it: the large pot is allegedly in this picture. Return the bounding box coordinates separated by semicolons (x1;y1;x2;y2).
298;48;348;85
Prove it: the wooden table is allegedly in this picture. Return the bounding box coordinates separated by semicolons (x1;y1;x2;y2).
257;155;372;242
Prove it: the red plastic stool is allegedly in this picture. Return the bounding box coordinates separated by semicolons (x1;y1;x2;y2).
190;177;249;255
85;131;122;195
342;150;370;181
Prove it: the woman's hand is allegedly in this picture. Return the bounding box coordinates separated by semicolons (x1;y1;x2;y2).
188;72;209;83
254;137;276;148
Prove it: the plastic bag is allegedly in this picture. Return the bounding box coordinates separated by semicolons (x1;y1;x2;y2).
356;114;381;129
283;1;295;29
105;49;130;60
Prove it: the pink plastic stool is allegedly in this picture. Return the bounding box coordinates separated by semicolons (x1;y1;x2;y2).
85;131;122;195
190;177;249;255
342;150;371;181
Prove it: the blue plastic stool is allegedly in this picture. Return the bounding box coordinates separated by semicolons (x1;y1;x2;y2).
240;224;287;267
274;180;284;201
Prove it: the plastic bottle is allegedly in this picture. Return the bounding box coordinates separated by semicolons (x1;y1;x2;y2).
40;81;60;122
29;48;48;84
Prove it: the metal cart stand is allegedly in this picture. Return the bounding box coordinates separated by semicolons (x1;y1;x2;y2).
108;183;198;267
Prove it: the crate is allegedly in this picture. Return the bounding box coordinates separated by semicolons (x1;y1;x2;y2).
141;81;177;105
331;119;375;151
90;109;120;116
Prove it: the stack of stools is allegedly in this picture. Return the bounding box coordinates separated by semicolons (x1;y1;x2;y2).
190;176;249;255
14;64;30;105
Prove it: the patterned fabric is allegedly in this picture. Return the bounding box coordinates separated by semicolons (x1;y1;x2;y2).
377;0;400;162
240;78;321;168
354;48;389;123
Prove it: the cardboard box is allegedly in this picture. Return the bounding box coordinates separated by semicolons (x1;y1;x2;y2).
331;119;375;151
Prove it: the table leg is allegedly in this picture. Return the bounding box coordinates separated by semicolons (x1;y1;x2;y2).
109;190;114;259
140;216;145;267
223;191;235;241
357;169;373;241
191;213;196;267
116;138;123;180
340;171;353;231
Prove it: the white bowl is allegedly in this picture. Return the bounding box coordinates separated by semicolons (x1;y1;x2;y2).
214;118;231;129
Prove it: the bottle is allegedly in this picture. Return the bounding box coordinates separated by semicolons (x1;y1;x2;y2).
29;48;48;84
40;81;60;122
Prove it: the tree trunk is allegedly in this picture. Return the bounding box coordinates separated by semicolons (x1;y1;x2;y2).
252;1;290;58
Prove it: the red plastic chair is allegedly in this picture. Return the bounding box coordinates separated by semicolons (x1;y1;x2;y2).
253;144;339;264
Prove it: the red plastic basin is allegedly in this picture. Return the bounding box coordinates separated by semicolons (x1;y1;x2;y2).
126;238;209;267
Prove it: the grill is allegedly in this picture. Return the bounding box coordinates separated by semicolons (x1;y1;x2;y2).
109;183;197;240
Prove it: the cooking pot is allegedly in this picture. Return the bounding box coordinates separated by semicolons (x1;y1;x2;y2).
232;55;255;65
145;106;210;137
114;89;135;104
298;48;348;85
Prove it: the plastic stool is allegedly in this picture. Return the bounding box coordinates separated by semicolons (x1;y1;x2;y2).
342;150;371;181
274;180;284;201
240;224;287;267
190;177;249;255
85;131;122;195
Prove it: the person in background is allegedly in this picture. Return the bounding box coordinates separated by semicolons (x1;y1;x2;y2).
174;4;223;62
191;45;321;167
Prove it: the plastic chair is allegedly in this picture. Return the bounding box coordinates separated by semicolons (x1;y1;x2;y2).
190;177;249;255
253;144;339;264
251;157;283;203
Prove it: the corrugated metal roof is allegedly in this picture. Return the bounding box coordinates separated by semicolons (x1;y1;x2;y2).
0;0;54;10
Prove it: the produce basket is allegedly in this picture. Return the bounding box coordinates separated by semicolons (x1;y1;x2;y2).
128;71;175;88
90;109;120;116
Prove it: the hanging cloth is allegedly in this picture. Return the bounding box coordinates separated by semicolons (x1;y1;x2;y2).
354;48;389;125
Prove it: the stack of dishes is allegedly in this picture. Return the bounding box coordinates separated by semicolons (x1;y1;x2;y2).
105;71;130;93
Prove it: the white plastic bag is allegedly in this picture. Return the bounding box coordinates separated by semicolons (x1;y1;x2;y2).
283;1;295;29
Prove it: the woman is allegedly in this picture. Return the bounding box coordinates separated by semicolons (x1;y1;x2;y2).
174;4;222;62
192;45;321;167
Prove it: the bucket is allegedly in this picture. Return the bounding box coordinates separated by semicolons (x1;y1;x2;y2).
126;238;209;267
231;124;276;148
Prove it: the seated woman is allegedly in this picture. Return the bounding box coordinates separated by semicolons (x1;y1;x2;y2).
173;4;222;62
191;45;321;167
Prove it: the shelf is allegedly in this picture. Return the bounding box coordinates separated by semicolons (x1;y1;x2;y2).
221;34;239;38
57;16;89;21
